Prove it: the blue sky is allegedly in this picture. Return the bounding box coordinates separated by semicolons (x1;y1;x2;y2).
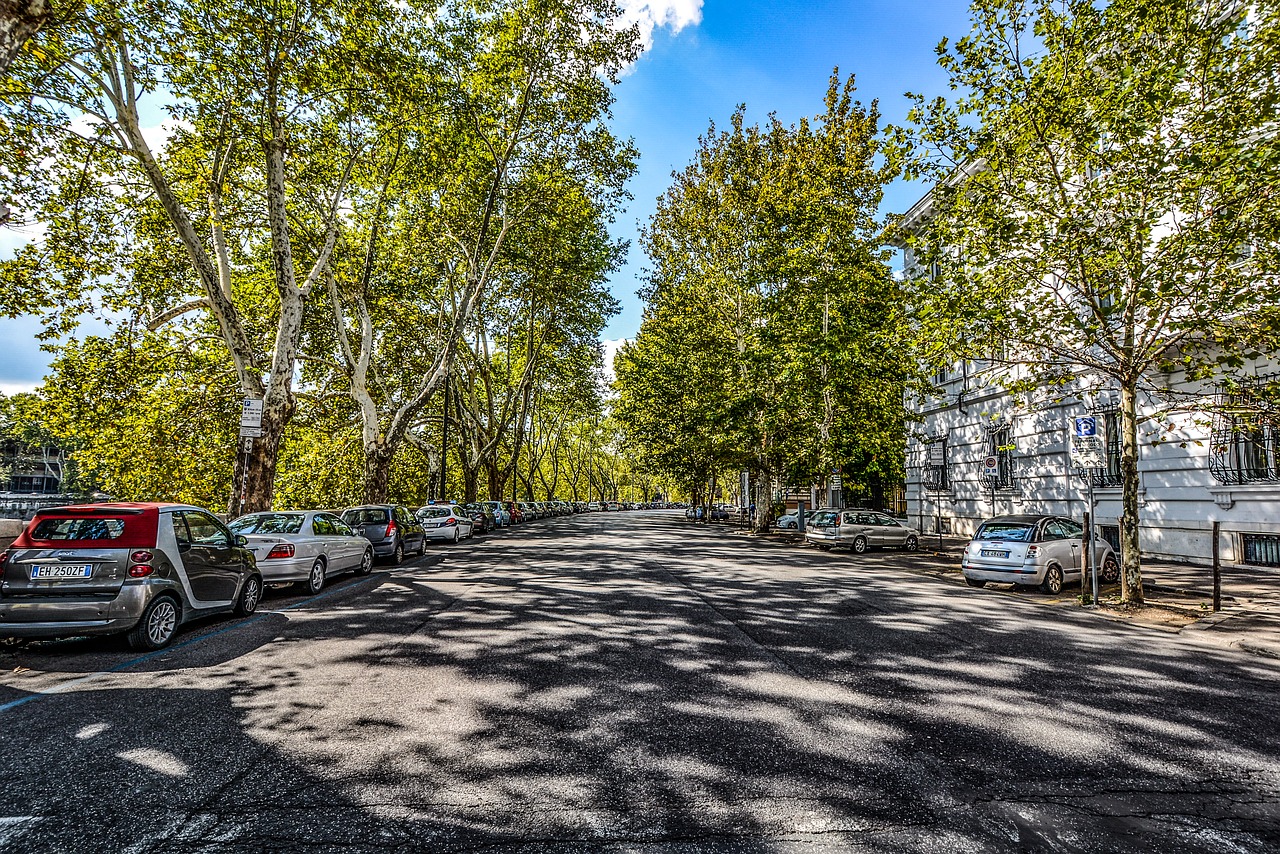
0;0;974;393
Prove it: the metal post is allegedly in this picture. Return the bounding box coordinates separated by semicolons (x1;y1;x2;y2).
1089;477;1098;607
1212;520;1221;612
936;495;942;550
440;379;449;502
1082;510;1092;605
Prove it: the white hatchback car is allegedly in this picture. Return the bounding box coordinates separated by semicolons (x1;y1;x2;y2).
416;505;474;543
961;515;1119;594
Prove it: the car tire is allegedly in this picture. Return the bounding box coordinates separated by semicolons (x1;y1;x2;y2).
852;536;868;555
1041;564;1064;595
127;595;181;651
235;575;263;616
1101;555;1120;583
449;527;458;544
416;536;427;556
965;577;987;588
355;548;374;576
904;535;919;552
391;540;405;565
302;557;325;595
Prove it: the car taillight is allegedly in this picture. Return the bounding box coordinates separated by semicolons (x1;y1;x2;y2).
267;543;295;559
131;550;154;563
1026;546;1039;558
385;520;397;538
0;551;8;568
129;564;155;577
444;517;457;526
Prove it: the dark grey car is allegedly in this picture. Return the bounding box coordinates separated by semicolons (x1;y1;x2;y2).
340;505;425;565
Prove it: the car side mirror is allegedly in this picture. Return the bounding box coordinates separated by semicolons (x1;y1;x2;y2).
235;534;249;547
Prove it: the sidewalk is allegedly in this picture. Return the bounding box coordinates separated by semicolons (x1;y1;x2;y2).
736;527;1280;660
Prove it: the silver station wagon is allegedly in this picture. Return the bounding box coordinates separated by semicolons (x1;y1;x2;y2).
0;502;263;650
961;514;1120;594
805;510;920;553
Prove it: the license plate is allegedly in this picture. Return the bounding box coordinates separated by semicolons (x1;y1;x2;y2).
980;550;1010;558
31;564;94;580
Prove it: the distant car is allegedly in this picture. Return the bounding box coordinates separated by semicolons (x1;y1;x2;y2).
416;505;474;542
0;502;263;650
805;510;920;554
587;501;601;511
230;510;374;593
961;515;1119;594
483;501;511;527
464;502;496;534
340;505;425;565
505;501;525;524
777;510;801;529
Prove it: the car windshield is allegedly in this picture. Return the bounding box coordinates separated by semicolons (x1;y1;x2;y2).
976;522;1034;541
31;517;126;541
342;508;388;526
229;513;305;535
418;507;451;518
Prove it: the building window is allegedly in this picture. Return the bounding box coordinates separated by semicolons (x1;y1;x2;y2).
933;365;948;385
922;437;949;491
1091;410;1123;488
982;423;1015;490
1243;534;1280;568
1210;375;1279;485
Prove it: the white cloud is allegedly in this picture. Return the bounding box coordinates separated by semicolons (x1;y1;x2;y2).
600;337;630;382
619;0;703;51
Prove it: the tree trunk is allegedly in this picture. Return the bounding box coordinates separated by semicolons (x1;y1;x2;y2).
1118;380;1144;605
0;0;47;73
362;442;396;505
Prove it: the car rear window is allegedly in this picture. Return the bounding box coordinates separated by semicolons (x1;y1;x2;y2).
342;508;388;525
418;507;450;518
976;522;1034;541
230;513;305;535
31;517;126;541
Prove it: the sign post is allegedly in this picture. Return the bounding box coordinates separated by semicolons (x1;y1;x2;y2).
1070;415;1104;607
238;399;264;517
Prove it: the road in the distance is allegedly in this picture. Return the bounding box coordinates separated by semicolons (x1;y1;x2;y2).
1;510;1277;853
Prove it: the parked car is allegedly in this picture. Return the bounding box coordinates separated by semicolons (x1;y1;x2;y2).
804;510;919;554
960;515;1119;594
416;505;474;542
464;502;496;534
0;502;263;650
340;505;425;565
777;510;802;529
505;501;525;524
229;510;373;594
483;500;511;527
587;501;601;511
519;501;538;520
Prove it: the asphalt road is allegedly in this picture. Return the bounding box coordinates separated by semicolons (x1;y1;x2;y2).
1;510;1277;853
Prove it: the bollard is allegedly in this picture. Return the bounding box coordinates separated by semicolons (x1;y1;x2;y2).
1212;520;1221;613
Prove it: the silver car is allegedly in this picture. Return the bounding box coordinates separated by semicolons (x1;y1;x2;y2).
961;515;1119;594
805;510;920;553
229;511;374;594
415;505;474;542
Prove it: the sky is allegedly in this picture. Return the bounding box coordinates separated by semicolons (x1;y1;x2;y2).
0;0;974;394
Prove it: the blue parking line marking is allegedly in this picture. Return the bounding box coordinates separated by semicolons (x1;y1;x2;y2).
0;573;383;716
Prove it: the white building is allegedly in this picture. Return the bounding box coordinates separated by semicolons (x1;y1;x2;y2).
894;180;1280;570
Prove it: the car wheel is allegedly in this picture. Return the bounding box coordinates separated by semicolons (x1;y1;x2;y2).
965;577;987;588
235;575;263;616
1101;555;1120;583
904;535;919;552
852;536;868;555
302;557;326;595
416;536;427;556
391;540;405;565
1041;564;1064;595
355;548;373;576
127;595;180;651
449;527;458;544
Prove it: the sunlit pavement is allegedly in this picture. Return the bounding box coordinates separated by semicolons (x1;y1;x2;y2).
1;511;1277;852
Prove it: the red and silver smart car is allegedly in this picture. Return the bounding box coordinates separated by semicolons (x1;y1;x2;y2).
0;502;263;650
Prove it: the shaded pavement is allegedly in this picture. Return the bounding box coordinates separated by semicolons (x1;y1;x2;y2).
1;511;1278;852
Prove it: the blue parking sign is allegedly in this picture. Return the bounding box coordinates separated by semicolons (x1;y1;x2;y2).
1075;416;1097;437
